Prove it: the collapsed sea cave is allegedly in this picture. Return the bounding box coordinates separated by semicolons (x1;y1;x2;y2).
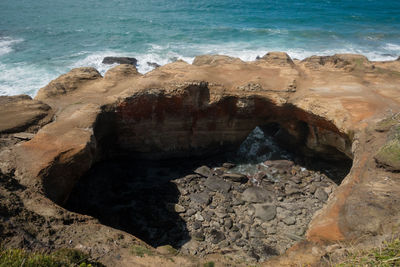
64;121;352;262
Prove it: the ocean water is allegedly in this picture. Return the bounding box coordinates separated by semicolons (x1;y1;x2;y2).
0;0;399;96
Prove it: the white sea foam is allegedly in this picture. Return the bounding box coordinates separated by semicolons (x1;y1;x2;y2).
0;63;55;97
66;40;400;85
70;51;122;75
0;36;54;97
2;40;398;97
69;49;194;75
0;37;23;57
383;43;400;51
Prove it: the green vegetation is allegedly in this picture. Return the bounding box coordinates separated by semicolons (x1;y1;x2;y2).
375;114;400;132
130;245;154;257
375;122;400;170
203;261;215;267
333;238;400;267
375;138;400;170
0;248;102;267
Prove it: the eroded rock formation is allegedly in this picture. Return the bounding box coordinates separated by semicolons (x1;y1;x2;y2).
1;52;400;266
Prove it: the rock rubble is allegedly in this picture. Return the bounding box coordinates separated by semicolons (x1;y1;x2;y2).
175;161;336;261
67;158;337;262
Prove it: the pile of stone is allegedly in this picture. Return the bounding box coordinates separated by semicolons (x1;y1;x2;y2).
66;158;337;263
171;160;336;262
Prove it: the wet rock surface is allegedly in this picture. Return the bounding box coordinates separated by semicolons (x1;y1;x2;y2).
102;57;138;65
66;156;338;262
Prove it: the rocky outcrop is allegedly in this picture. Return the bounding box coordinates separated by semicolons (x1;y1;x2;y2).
103;64;140;81
0;95;52;134
260;52;295;66
147;62;161;68
102;56;137;65
1;52;400;265
192;54;243;66
35;67;101;100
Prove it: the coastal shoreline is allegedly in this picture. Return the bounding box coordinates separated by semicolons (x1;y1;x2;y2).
1;52;400;266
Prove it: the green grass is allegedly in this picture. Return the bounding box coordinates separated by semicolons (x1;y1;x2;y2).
203;261;215;267
0;248;102;267
333;238;400;267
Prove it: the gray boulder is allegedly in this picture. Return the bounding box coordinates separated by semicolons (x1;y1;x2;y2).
102;57;137;65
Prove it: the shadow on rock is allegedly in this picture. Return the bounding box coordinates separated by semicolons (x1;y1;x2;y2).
65;159;192;249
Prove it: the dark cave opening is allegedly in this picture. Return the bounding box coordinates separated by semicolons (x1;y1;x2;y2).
65;123;352;262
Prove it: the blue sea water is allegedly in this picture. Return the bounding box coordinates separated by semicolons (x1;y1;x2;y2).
0;0;399;96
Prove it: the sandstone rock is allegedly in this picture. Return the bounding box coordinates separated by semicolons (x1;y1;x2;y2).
102;56;137;65
2;51;400;264
35;67;101;100
302;54;370;70
261;52;294;66
192;55;242;66
13;132;35;140
242;187;273;203
104;64;140;80
0;95;52;134
253;204;277;221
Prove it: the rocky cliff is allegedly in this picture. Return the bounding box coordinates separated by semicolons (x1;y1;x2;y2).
1;52;400;266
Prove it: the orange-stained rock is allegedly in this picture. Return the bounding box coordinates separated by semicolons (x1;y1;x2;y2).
1;52;400;265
